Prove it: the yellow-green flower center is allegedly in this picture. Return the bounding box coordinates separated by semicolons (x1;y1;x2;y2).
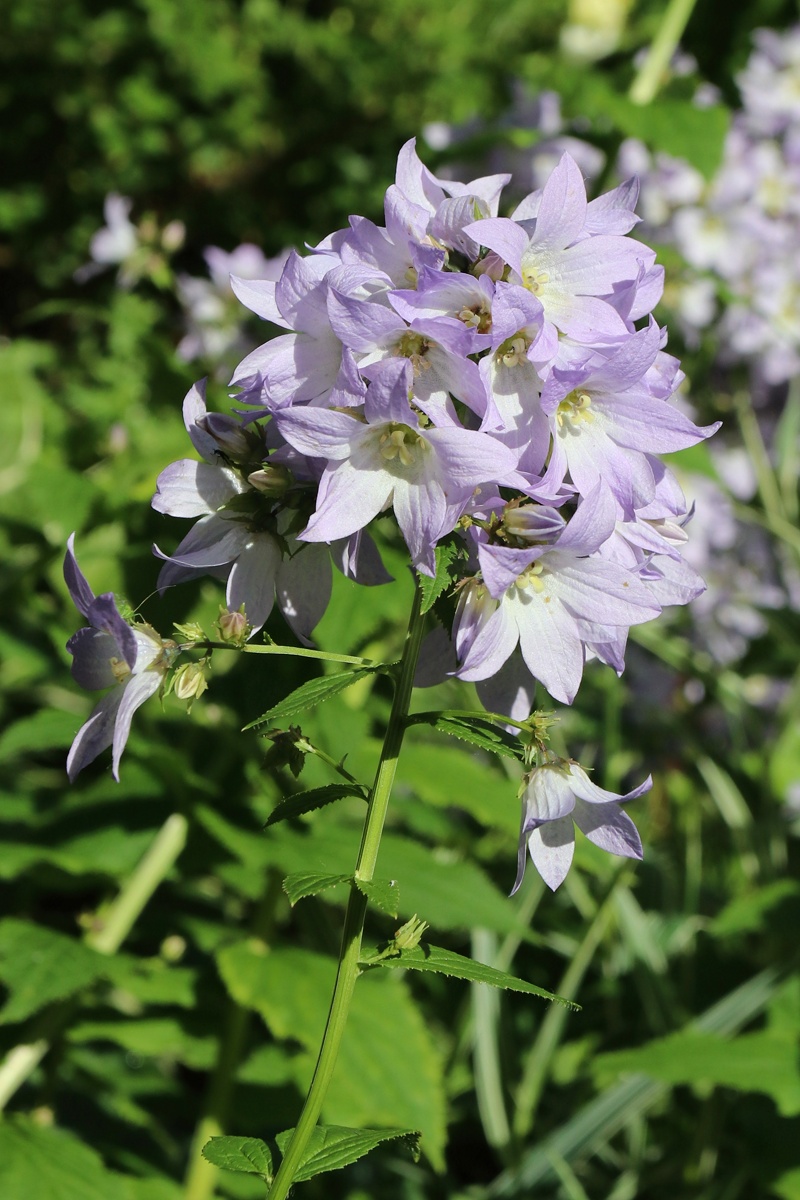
556;390;594;431
496;333;531;367
522;264;550;296
396;331;432;376
378;423;427;468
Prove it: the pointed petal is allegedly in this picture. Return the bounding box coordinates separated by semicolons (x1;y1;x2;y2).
64;534;95;618
112;670;162;781
276;543;332;644
534;154;588;252
226;534;282;633
152;460;243;517
67;627;118;690
67;688;124;781
528;817;575;890
574;800;643;859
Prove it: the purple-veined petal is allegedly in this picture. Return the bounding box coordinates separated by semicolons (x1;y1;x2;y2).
513;587;585;704
327;289;403;353
182;380;218;460
275;406;365;461
226;534;282;633
533;153;588;252
427;427;518;488
301;460;393;544
393;472;447;576
230;276;292;327
67;687;124;781
456;603;520;682
527;817;575;891
574;800;643;859
363;358;415;425
87;594;139;670
111;669;162;781
568;763;653;806
463;218;528;274
154;515;249;579
523;766;577;824
152;460;243;518
276;543;332;645
330;529;393;585
67;627;119;690
64;534;95;619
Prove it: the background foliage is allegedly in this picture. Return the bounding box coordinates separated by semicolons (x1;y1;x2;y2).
2;0;800;1197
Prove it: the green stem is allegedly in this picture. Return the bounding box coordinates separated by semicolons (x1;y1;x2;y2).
0;813;188;1113
628;0;699;105
733;390;787;525
202;641;380;669
266;584;425;1200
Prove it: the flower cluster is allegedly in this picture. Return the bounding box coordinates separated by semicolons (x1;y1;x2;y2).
71;141;717;887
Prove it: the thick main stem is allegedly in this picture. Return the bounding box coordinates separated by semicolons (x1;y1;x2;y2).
267;584;425;1200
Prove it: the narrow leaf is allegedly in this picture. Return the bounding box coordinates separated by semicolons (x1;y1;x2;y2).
407;712;525;762
417;537;463;614
244;668;377;730
283;872;350;906
361;942;578;1008
354;877;401;918
265;784;366;828
275;1124;420;1183
201;1136;272;1180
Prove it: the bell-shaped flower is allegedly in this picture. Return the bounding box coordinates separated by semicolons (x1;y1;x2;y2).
64;536;176;781
464;153;657;344
513;761;649;891
274;358;518;576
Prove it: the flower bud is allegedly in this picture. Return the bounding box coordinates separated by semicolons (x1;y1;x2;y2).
173;662;208;703
217;606;249;645
174;620;206;643
247;464;292;497
392;914;429;951
199;413;252;459
502;502;566;544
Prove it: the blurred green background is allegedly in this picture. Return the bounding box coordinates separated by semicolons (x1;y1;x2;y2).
2;1;800;1198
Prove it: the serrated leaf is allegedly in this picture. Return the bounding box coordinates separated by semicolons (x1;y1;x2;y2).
417;537;463;614
361;942;577;1008
265;784;365;828
407;712;525;762
216;944;447;1167
0;919;108;1024
354;876;400;918
283;872;351;906
202;1136;273;1180
244;667;377;730
275;1124;420;1183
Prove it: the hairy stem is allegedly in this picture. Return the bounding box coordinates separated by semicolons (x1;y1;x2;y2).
266;584;425;1199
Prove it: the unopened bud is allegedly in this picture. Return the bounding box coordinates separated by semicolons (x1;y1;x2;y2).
217;606;249;644
174;620;206;643
473;251;505;281
199;413;251;459
502;502;566;543
173;662;208;703
247;465;292;497
393;915;429;951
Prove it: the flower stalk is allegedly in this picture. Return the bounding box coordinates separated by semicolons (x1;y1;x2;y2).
266;583;425;1200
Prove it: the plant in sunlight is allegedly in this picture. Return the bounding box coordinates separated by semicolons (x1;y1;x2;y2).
60;138;718;1196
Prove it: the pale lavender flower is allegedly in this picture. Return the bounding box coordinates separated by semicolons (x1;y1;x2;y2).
513;761;649;892
64;536;175;781
274;359;518;576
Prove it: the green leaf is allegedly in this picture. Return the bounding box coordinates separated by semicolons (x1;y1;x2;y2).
243;667;378;730
0;1117;160;1200
283;872;351;906
361;942;577;1007
354;876;400;918
417;536;463;614
0;710;81;764
264;784;365;827
68;1017;216;1069
772;1167;800;1200
217;944;447;1168
274;1124;420;1183
0;919;107;1024
593;1029;800;1116
201;1136;273;1181
407;712;525;763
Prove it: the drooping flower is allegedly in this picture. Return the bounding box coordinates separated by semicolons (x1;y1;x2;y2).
514;761;650;891
64;536;177;781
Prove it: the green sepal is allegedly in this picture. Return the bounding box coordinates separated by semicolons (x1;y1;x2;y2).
274;1124;421;1183
201;1136;273;1181
354;876;400;918
282;873;350;906
361;941;579;1008
406;711;525;763
243;667;379;730
265;783;366;828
